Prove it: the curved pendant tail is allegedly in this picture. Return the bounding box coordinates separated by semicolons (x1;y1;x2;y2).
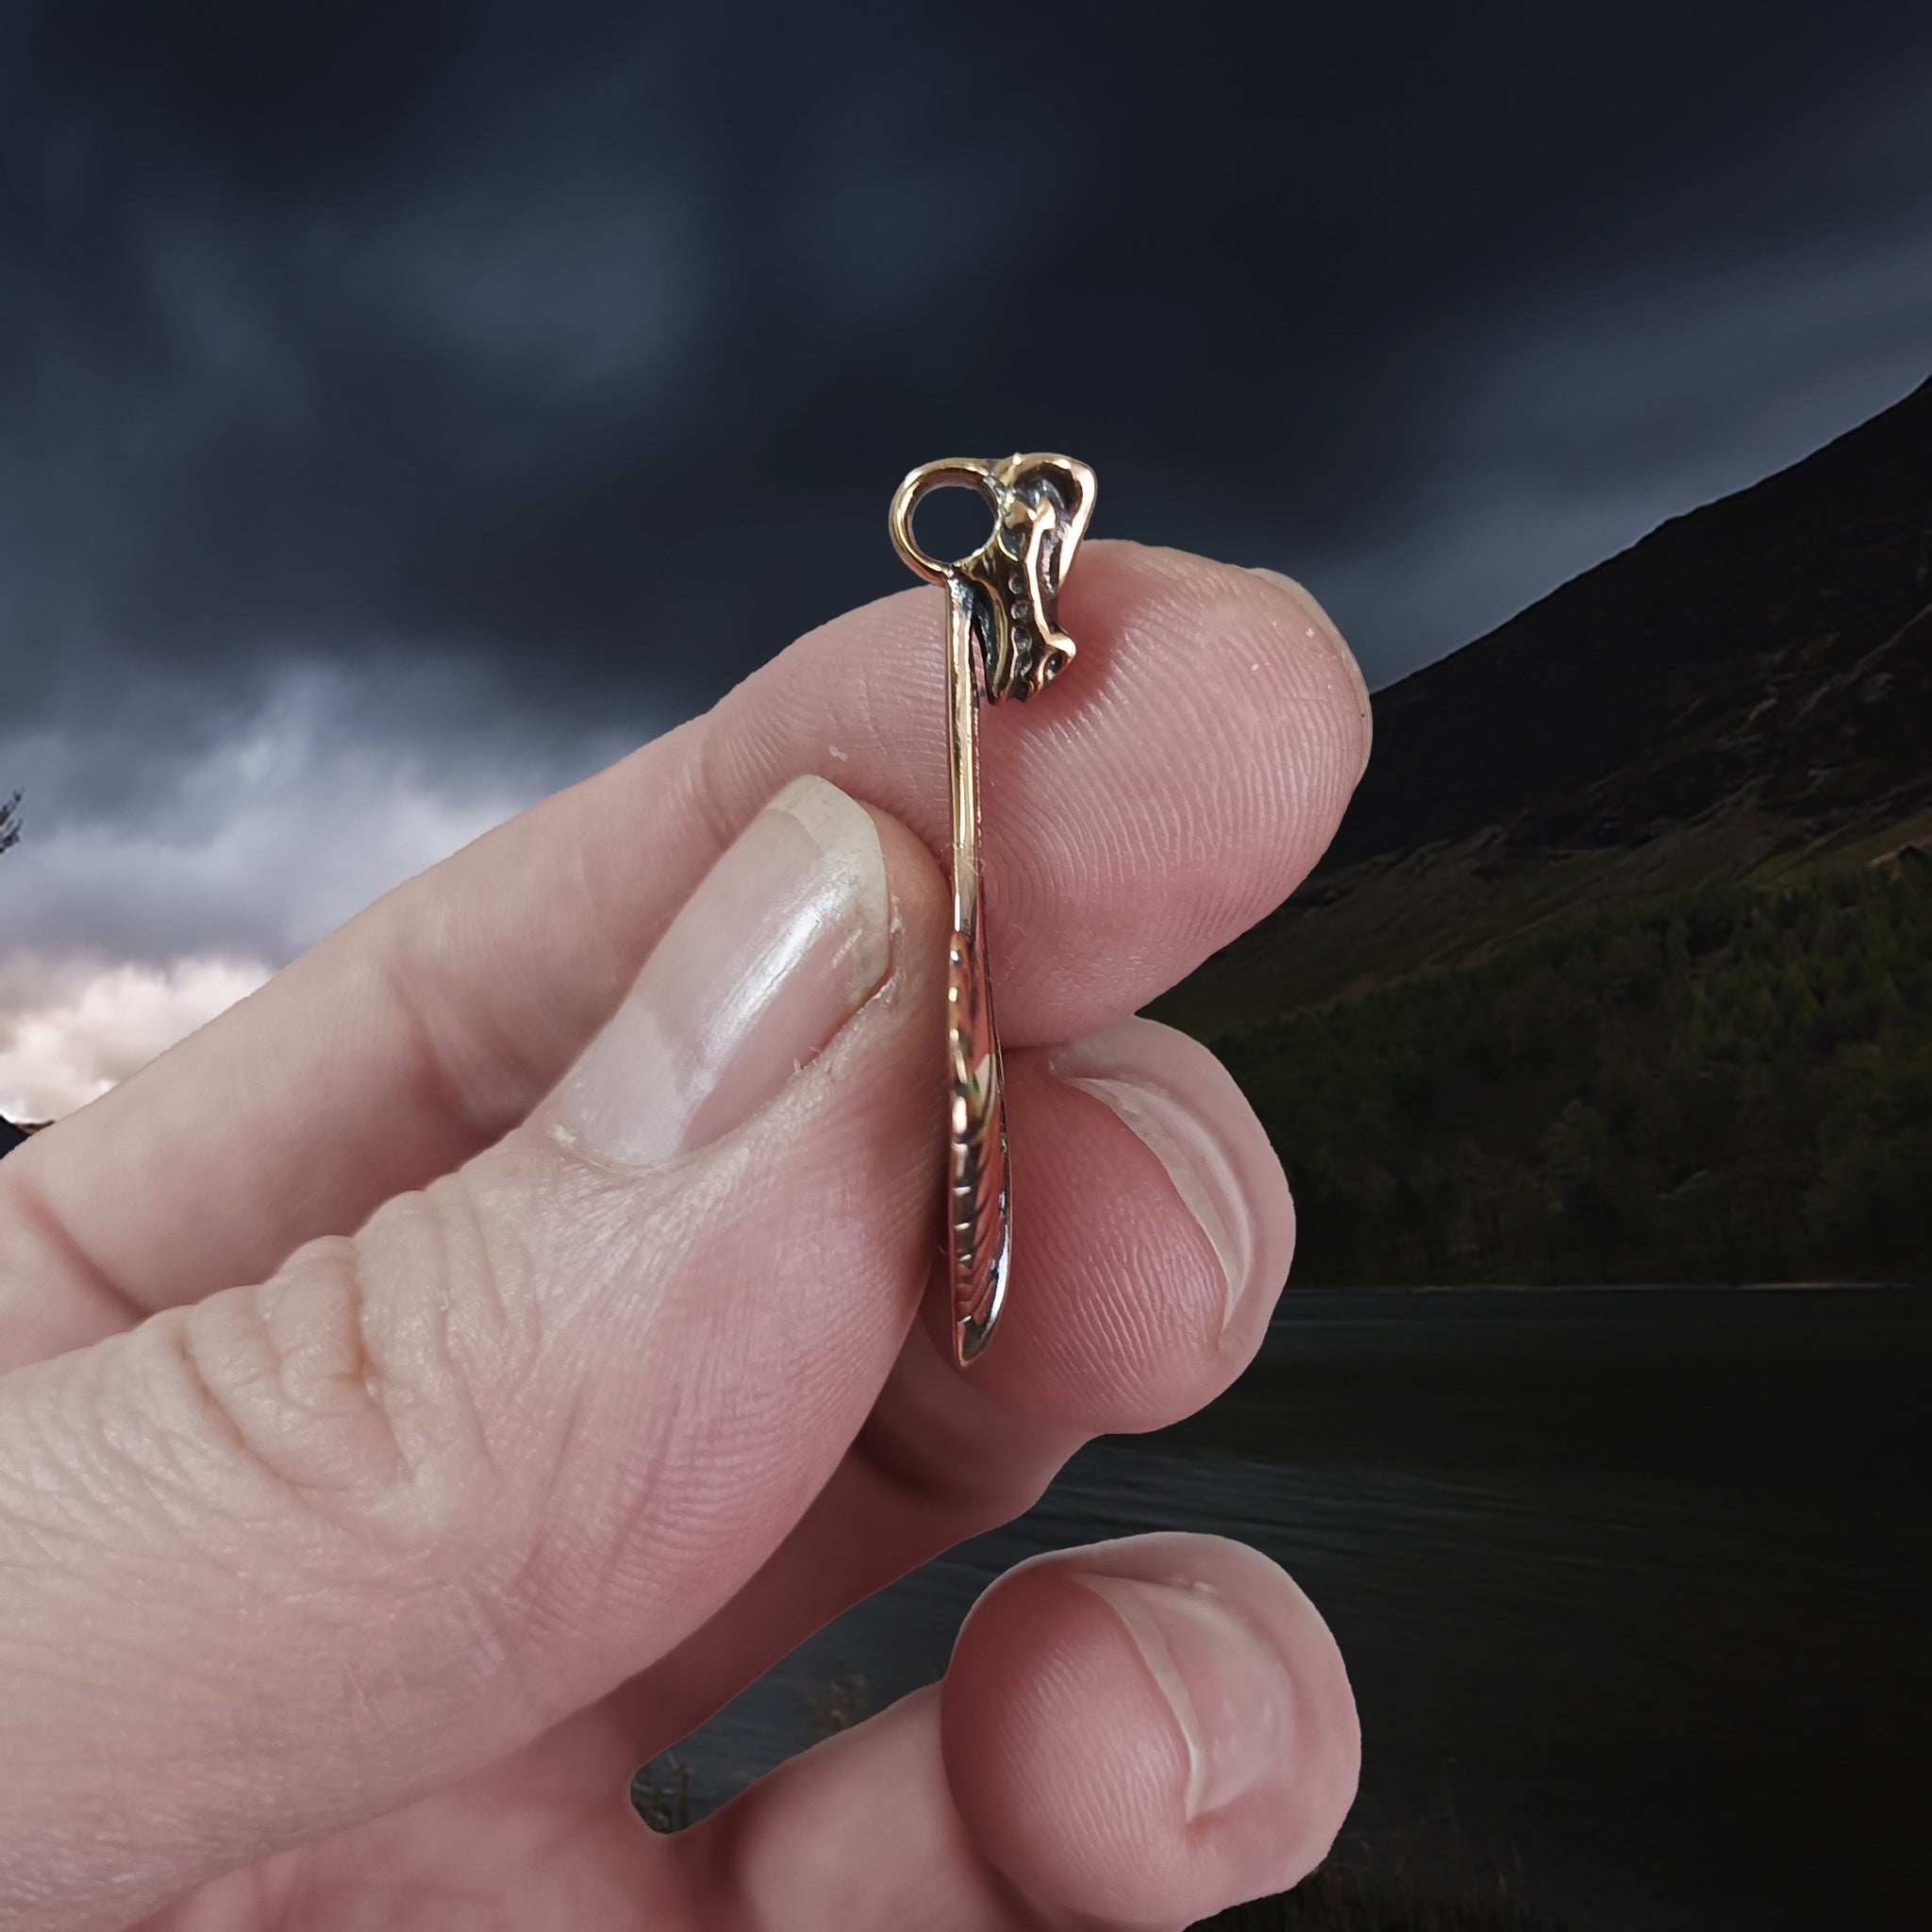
948;915;1010;1363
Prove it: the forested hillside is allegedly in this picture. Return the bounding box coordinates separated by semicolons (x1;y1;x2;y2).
1223;856;1930;1284
1162;378;1932;1286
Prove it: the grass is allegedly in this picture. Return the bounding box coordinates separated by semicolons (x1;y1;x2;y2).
1194;1851;1562;1931
632;1659;874;1833
1192;1790;1574;1930
631;1756;695;1835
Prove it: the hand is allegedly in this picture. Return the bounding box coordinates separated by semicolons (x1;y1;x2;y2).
0;544;1370;1932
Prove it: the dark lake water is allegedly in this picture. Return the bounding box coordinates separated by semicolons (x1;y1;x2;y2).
657;1288;1929;1930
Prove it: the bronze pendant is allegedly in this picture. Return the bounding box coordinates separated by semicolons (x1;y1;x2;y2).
888;454;1096;1364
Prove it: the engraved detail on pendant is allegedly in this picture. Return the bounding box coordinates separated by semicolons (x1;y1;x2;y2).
946;799;1008;1361
890;454;1097;1365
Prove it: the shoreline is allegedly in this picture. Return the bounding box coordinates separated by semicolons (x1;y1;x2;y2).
1283;1277;1922;1295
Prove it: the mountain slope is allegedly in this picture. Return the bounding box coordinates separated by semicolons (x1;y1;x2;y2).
1155;376;1932;1286
1163;375;1932;1032
1340;374;1932;866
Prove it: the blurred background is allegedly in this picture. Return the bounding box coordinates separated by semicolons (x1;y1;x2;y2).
2;5;1929;1928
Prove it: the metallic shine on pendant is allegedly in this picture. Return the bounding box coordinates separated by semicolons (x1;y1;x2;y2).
889;454;1097;1366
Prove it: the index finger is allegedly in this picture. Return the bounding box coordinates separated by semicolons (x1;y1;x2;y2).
0;542;1368;1356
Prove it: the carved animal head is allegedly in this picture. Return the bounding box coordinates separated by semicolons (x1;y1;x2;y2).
889;452;1098;700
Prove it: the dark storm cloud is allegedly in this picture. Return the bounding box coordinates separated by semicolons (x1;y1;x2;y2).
4;0;1932;816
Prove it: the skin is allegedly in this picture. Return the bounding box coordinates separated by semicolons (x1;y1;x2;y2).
0;542;1370;1931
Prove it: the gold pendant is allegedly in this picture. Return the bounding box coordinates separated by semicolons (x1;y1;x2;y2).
888;454;1097;1365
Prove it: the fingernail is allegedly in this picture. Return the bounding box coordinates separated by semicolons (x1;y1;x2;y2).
1074;1570;1291;1822
1248;567;1372;781
555;776;889;1165
1050;1018;1256;1332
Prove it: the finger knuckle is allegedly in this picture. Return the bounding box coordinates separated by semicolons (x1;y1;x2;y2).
164;1176;541;1558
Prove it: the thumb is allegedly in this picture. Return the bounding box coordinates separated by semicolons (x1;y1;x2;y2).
0;777;947;1929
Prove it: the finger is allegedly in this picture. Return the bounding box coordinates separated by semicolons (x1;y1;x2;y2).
154;1534;1354;1932
0;546;1367;1358
614;1015;1298;1753
673;1535;1359;1932
0;782;959;1929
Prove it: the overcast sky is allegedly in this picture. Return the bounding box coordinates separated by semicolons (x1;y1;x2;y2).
4;1;1932;1117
